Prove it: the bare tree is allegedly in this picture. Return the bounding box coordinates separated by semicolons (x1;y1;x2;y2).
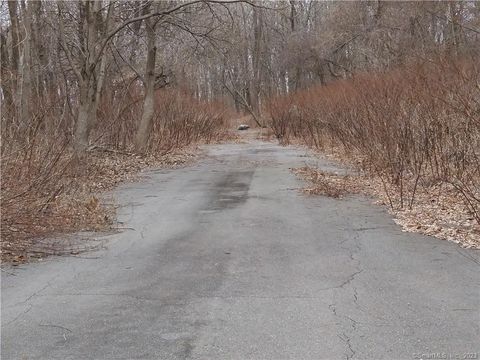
135;2;158;153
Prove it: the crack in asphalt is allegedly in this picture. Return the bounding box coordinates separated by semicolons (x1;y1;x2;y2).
327;222;366;359
338;332;356;360
4;304;33;326
19;281;53;305
329;300;360;360
455;248;480;266
38;323;73;333
338;269;364;289
5;276;61;326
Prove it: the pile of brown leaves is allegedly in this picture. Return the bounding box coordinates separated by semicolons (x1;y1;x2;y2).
294;165;480;249
293;167;362;198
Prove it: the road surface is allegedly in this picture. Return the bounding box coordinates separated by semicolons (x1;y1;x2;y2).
2;140;479;359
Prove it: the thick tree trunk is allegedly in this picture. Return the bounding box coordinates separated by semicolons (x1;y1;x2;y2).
68;0;112;155
135;16;157;153
74;77;97;154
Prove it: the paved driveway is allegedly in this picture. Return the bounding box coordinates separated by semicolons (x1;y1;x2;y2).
2;141;479;359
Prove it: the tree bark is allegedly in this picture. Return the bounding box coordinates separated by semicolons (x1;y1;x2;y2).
251;6;263;117
74;76;97;154
92;2;113;125
0;32;14;116
71;1;99;154
7;1;20;93
7;0;22;125
19;0;32;125
135;15;157;153
61;0;111;155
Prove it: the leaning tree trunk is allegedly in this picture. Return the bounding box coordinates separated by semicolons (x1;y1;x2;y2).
135;16;157;154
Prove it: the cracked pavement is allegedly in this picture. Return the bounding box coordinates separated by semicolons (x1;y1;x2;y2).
2;140;479;359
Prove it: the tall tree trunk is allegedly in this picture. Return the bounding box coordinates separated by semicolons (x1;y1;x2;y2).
75;79;97;154
7;1;20;92
92;1;113;127
67;0;110;155
251;6;263;118
32;0;49;98
19;0;32;126
288;0;302;91
0;32;14;117
448;1;463;56
135;16;157;153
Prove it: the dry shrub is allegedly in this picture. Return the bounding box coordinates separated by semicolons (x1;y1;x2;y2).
96;87;229;153
1;87;229;262
268;58;480;226
1;136;112;262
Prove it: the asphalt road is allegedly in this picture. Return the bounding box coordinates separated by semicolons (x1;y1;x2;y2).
2;140;479;360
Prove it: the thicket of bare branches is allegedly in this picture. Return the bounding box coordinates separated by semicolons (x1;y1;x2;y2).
265;2;480;227
269;59;480;222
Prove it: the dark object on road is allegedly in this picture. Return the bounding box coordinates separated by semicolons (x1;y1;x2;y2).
238;124;250;130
